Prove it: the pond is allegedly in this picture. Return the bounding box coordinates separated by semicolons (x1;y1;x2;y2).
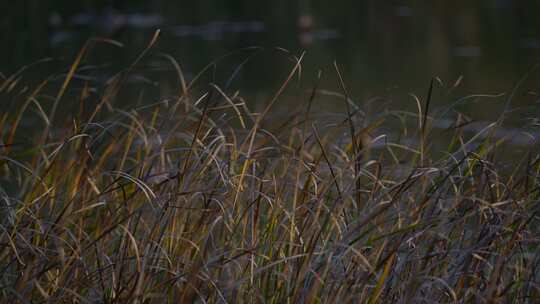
2;1;540;141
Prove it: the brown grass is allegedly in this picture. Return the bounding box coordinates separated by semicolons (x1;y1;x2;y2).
0;35;539;303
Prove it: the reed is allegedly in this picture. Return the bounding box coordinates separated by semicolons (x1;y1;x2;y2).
0;36;539;303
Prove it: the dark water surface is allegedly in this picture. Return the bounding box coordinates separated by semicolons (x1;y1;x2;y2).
2;1;540;128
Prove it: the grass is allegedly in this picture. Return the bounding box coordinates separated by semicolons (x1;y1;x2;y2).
1;35;539;303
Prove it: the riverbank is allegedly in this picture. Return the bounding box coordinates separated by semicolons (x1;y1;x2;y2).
1;45;539;302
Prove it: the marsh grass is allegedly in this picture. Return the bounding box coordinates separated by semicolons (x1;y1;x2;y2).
1;34;539;303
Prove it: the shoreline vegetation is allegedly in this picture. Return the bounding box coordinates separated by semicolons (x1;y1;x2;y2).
1;33;539;302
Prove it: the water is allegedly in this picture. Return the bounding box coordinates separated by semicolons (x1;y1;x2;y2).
2;1;540;127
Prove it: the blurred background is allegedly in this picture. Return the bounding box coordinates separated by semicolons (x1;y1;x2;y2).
2;0;540;116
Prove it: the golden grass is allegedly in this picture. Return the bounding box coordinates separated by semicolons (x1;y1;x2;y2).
0;35;539;303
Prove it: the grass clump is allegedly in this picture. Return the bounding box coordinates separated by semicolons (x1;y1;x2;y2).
1;36;539;303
